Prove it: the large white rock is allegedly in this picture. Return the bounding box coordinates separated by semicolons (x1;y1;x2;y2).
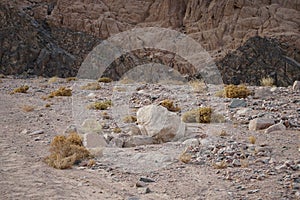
137;105;186;143
293;81;300;91
249;118;275;131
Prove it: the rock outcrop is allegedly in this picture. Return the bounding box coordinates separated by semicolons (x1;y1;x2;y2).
0;0;299;84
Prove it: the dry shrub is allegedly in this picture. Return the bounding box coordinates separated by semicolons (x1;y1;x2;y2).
224;84;250;98
48;87;72;98
22;105;34;112
249;136;256;144
179;148;192;164
212;160;227;169
98;77;113;83
123;115;137;123
87;159;96;168
113;127;122;133
80;82;101;90
189;80;207;93
44;132;91;169
66;77;78;82
215;89;225;98
219;130;228;136
11;85;29;94
45;103;51;108
260;77;274;86
48;76;58;84
87;100;112;110
182;107;212;123
159;99;181;112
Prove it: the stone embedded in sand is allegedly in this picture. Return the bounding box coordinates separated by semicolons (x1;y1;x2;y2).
264;121;286;133
229;99;247;108
137;105;186;143
249;118;275;131
123;135;155;147
293;81;300;91
83;132;107;148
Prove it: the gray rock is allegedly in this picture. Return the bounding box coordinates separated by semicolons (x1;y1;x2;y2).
248;118;275;131
64;124;77;134
137;105;186;143
29;130;44;136
123;135;155;147
109;137;124;148
81;119;102;134
182;138;200;147
84;133;107;148
229;99;247;108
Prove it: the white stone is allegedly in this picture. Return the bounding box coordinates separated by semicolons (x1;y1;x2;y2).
264;121;286;133
182;138;199;147
249;118;275;131
137;105;186;143
293;81;300;91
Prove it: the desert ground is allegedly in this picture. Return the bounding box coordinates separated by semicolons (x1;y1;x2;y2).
0;76;299;200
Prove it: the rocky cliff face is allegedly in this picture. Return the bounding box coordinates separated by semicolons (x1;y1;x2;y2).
0;0;299;85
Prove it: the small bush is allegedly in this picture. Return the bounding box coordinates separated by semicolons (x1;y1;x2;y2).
98;77;113;83
44;132;91;169
113;127;122;133
11;85;29;94
182;107;212;123
66;77;78;82
22;105;34;112
215;90;225;98
212;160;227;169
249;136;256;144
48;76;58;84
87;100;112;110
123;115;137;123
48;87;72;98
224;84;250;98
159;99;181;112
80;82;101;90
45;103;51;108
87;159;96;168
260;77;274;87
189;80;207;93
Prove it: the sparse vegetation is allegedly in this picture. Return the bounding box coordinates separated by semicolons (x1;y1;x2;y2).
179;148;192;164
182;107;212;123
98;77;113;83
260;77;274;87
66;77;78;82
212;160;227;169
224;84;251;98
48;76;58;84
44;132;91;169
11;85;29;94
249;136;256;144
87;100;112;110
87;159;96;168
21;105;35;112
45;103;51;108
123;115;137;123
80;82;101;90
0;74;6;78
219;130;228;136
48;87;72;98
215;89;225;98
159;99;181;112
113;127;122;133
189;80;207;93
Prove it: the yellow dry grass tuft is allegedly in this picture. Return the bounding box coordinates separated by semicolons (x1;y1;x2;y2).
113;127;122;133
224;84;251;98
44;132;91;169
21;105;35;112
260;77;274;87
98;77;113;83
212;160;227;169
66;77;78;82
189;80;207;93
11;85;29;94
159;99;181;112
123;115;137;123
80;82;101;90
182;107;212;123
249;136;256;144
48;76;58;84
87;100;112;110
48;87;72;98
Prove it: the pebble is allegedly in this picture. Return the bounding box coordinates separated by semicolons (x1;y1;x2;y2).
29;130;44;136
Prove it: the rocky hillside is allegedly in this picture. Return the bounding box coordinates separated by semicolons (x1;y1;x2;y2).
0;0;299;85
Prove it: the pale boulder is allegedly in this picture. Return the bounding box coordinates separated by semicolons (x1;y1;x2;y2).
249;118;275;131
137;105;186;143
264;121;286;133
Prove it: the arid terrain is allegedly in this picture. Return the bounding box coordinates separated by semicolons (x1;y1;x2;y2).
0;76;299;200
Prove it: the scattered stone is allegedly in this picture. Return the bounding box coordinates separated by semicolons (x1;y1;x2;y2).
182;138;199;147
293;81;300;91
64;124;77;134
137;105;186;143
264;121;286;133
29;130;44;136
229;99;247;108
139;177;155;183
123;135;154;147
248;118;275;131
248;189;260;194
135;181;146;188
21;129;29;134
109;137;124;148
84;133;107;148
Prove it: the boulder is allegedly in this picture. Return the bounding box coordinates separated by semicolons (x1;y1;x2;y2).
123;136;155;147
264;121;286;133
249;118;275;131
293;81;300;91
83;133;107;148
137;105;186;143
229;99;247;108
